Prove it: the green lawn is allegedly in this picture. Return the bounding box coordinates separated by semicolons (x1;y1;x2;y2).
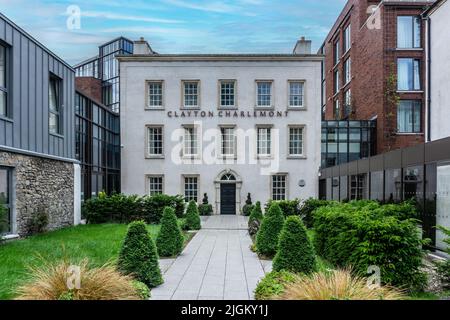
0;222;191;300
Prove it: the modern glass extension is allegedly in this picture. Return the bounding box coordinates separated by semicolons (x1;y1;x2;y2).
321;120;377;168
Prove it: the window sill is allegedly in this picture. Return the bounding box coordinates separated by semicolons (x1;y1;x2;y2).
256;155;274;160
396;132;424;136
218;107;238;110
145;107;165;111
145;155;165;160
219;155;237;160
287;155;307;160
254;106;274;111
1;234;19;241
397;90;424;94
50;132;64;139
181;107;201;110
287;107;307;111
395;48;423;51
0;115;13;123
182;155;201;160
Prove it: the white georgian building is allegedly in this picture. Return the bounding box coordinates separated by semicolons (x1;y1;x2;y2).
118;38;323;215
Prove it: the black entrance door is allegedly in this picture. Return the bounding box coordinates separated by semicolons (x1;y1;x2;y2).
220;184;236;215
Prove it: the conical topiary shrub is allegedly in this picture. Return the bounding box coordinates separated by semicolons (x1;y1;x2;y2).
249;201;264;226
184;200;201;230
273;216;317;274
256;202;285;257
118;221;163;288
156;207;184;257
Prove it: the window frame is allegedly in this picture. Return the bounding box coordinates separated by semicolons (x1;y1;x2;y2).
49;73;63;135
218;80;237;109
334;99;340;120
344;58;351;85
219;125;237;159
397;58;421;91
288;126;305;158
288;80;306;109
146;174;164;196
343;24;351;53
271;174;288;201
397;15;421;49
182;125;200;158
145;125;164;158
397;100;422;134
183;175;200;203
334;70;340;94
146;80;165;109
0;166;13;235
333;40;340;65
0;43;10;119
255;80;274;108
256;125;273;158
182;80;200;109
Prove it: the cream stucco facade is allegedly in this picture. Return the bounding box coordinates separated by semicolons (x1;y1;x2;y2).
119;51;323;215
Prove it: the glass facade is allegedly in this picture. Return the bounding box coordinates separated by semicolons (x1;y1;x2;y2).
321;120;377;168
75;92;120;201
74;37;133;113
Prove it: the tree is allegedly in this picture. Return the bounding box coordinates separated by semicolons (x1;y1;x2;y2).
118;221;163;288
256;203;285;257
273;216;316;274
156;207;184;257
184;200;201;230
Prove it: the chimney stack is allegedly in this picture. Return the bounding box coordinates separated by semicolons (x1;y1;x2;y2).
293;37;312;55
134;37;155;55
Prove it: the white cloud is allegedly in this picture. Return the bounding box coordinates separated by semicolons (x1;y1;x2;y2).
80;11;183;24
162;0;240;13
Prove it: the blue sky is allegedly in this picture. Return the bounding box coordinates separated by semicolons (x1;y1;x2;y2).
0;0;345;64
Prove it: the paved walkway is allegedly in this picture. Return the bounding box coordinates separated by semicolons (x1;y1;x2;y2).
151;216;267;300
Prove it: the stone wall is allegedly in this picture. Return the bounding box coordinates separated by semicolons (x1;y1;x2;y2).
0;151;75;236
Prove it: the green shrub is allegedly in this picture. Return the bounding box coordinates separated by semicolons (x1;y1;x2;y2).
84;193;185;224
256;203;285;257
254;270;296;300
435;226;450;289
143;194;185;223
132;281;151;300
273;216;316;274
156;207;184;257
313;201;427;292
299;198;332;228
27;208;49;235
265;199;300;218
249;202;264;225
117;221;163;288
184;201;201;231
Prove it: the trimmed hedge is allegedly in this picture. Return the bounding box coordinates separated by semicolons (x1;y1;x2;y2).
299;198;332;228
84;193;185;224
249;202;264;225
313;201;427;292
156;207;184;257
184;201;201;231
273;216;316;274
265;199;300;218
117;221;163;288
256;203;285;257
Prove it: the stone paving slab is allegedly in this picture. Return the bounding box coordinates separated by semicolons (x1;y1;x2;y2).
151;216;267;300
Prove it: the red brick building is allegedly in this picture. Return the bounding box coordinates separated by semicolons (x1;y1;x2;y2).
320;0;435;153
